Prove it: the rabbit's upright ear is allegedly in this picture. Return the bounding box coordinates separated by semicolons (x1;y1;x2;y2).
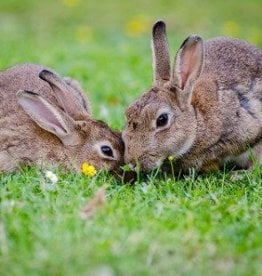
152;20;171;86
17;90;81;146
172;35;204;102
39;70;89;120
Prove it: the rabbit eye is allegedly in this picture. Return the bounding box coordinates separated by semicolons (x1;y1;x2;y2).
101;145;114;158
156;113;169;128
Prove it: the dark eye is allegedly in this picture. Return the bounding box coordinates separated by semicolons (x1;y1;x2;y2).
101;145;114;158
156;113;169;128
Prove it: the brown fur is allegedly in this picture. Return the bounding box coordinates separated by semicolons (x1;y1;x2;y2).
123;21;262;173
0;64;124;172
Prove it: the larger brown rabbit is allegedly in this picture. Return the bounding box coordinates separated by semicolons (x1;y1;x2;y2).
0;64;124;172
123;21;262;173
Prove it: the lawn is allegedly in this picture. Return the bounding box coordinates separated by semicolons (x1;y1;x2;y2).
0;0;262;275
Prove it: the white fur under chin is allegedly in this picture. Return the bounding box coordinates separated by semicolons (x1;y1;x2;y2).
153;136;195;171
175;136;195;157
155;158;164;168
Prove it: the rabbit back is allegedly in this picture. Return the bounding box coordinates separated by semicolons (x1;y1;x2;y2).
203;37;262;89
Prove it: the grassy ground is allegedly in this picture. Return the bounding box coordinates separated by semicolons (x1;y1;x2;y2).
0;1;262;275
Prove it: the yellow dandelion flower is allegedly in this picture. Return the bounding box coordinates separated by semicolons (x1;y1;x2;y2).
75;25;93;43
81;162;97;177
222;21;240;37
125;16;150;37
62;0;80;8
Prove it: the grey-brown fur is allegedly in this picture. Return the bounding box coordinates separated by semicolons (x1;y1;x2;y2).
0;64;124;172
123;21;262;173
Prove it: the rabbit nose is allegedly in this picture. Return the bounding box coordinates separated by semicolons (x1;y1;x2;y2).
125;148;140;161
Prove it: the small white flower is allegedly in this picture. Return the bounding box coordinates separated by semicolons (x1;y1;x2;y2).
45;170;58;184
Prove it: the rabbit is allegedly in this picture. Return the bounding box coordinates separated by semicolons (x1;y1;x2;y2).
122;20;262;173
223;141;262;169
0;64;124;173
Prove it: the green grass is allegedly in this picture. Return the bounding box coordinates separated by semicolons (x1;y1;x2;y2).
0;1;262;275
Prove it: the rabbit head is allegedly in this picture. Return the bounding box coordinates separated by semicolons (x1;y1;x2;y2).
122;21;204;172
16;69;124;172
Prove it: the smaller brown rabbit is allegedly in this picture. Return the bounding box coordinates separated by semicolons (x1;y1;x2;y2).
123;21;262;173
0;64;124;173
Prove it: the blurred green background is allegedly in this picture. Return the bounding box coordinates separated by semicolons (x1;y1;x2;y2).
0;2;262;275
0;0;261;129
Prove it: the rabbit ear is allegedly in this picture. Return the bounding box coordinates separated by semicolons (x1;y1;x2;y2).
39;69;88;119
172;35;204;94
152;20;171;85
17;90;81;146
